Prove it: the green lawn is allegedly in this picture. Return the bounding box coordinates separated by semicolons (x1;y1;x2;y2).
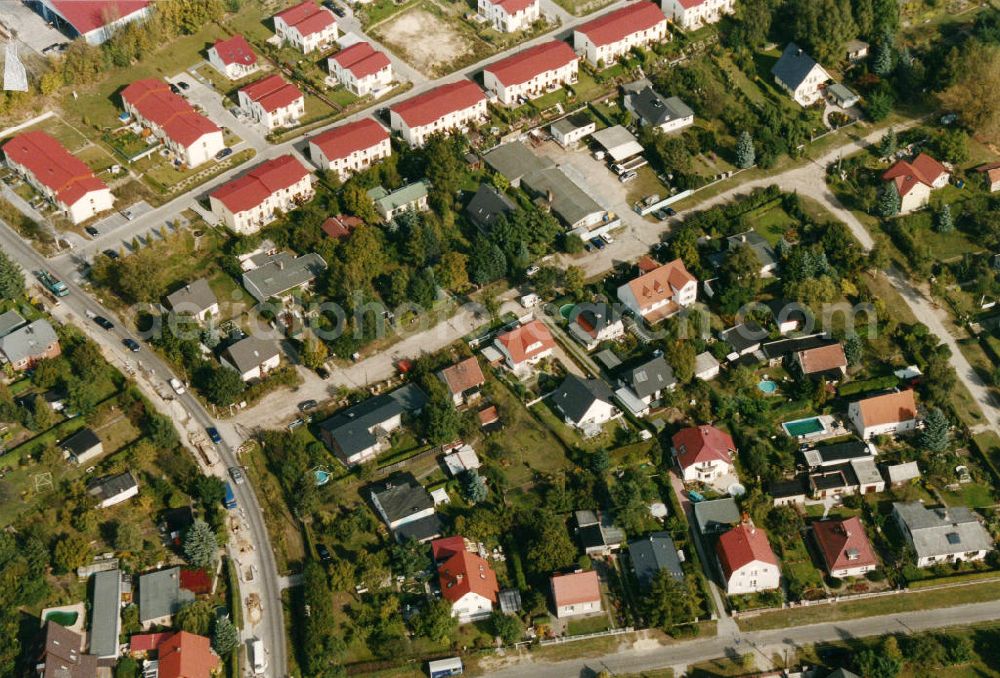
744;204;797;245
0;116;90;152
567;614;612;635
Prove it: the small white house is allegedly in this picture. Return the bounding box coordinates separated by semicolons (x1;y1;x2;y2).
551;571;602;618
207;35;258;80
87;472;139;509
477;0;540;33
238;75;305;131
220;336;281;382
848;390;918;440
550;113;596;148
771;43;831;107
272;0;338;54
328;42;393;97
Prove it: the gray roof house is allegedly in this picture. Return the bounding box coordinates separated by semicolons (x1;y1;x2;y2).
87;471;139;509
220;335;281;382
575;509;626;555
164;279;219;321
62;428;104;465
622;355;676;402
726;231;777;275
242;251;327;303
318;384;427;466
629;532;684;587
892;502;994;568
89;569;122;659
886;461;921;485
624;87;694;132
0;310;26;338
522;166;605;231
550;112;596;147
550;373;617;431
370;471;442;542
368;181;430;221
138;566;194;625
567;303;624;351
693;497;741;535
466;184;517;232
0;318;60;370
483;141;553;187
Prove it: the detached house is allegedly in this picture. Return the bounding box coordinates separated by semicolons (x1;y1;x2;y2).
478;0;541;32
624;86;694;134
771;43;831;107
2;131;114;224
882;153;950;214
272;0;337;54
36;621;97;678
661;0;735;30
308;118;391;179
220;336;281;382
848;389;918;439
138;567;195;627
433;537;499;622
573;2;668;67
672;424;736;483
716;524;781;595
795;342;848;380
210;154;314;235
389;81;488;147
328;42;393;96
62;429;103;465
238;74;305;131
813;516;878;578
616;355;675;417
319;384;428;466
483;40;579;106
158;631;220;678
242;251;327;302
551;570;602;618
370;471;442;542
368;181;429;221
87;471;139;509
121;79;224;168
550;374;618;432
164;279;219;322
616;258;697;324
893;502;994;568
207;35;258;80
567;303;624;350
0;319;60;371
437;356;486;406
493;319;555;374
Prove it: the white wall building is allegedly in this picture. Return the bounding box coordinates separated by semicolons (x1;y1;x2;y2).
209;155;314;235
771;43;831;107
848;390;919;440
661;0;734;30
328;42;393;96
716;526;782;596
308;118;392;179
477;0;541;32
573;2;668;67
389;80;488;147
273;0;338;54
237;74;305;131
483;40;579;106
207;35;259;80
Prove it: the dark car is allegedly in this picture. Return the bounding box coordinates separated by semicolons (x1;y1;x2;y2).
102;249;119;260
169;84;181;94
589;237;606;250
177;81;190;90
316;367;330;379
207;427;222;444
332;5;346;16
665;207;677;216
123;338;140;352
298;399;318;412
652;209;668;221
316;544;332;561
85;226;99;237
94;316;114;330
215;147;233;160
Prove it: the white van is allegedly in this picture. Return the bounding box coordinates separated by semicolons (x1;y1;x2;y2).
249;638;267;674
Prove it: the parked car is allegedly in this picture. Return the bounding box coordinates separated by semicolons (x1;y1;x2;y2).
332;5;346;16
665;207;677;216
317;543;332;561
589;237;606;250
93;315;114;330
619;171;637;184
298;399;318;412
601;233;614;244
229;466;245;485
216;147;233;160
169;84;181;94
177;81;190;90
652;209;668;221
207;427;222;444
102;249;119;260
170;378;186;395
122;338;140;352
85;226;99;237
525;265;540;277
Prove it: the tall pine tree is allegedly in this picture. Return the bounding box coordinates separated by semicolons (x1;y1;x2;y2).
735;131;756;169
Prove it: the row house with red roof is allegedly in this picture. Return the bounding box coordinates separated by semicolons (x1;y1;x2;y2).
207;35;259;80
882;152;950;214
573;3;668;67
616;258;697;325
121;79;225;168
432;536;500;622
2;131;114;224
308;118;392;179
478;0;541;32
483;41;579;106
238;74;305;131
273;0;338;54
209;155;314;234
716;524;781;595
389;80;488;147
661;0;734;30
328;42;394;97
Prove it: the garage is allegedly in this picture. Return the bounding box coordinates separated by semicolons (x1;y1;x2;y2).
591;125;644;162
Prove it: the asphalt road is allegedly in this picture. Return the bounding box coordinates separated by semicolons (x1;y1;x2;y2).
0;219;288;677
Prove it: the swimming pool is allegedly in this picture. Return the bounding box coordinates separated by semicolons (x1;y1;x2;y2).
559;304;575;320
45;610;79;626
314;469;331;486
782;416;826;438
758;380;778;394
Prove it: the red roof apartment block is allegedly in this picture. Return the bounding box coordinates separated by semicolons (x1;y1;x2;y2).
239;74;303;113
882;153;949;198
321;214;363;239
672;424;735;471
210;155;311;214
2;131;108;207
813;516;878;574
45;0;150;36
121;79;220;147
495;319;555;366
716;524;778;579
391;80;486;129
158;631;219;678
211;34;257;67
310;118;390;164
484;40;578;87
275;0;336;37
331;42;391;79
575;2;666;46
438;549;499;604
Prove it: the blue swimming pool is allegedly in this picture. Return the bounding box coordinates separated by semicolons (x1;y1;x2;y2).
758;380;778;394
314;469;331;486
782;416;827;438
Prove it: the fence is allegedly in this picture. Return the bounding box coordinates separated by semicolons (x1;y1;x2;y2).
538;626;635;646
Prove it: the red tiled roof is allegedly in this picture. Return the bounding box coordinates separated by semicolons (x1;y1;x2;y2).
310;118;389;163
240;74;303;113
636;255;660;273
854;389;917;428
813;517;878;573
212;34;257;67
439;356;486;396
158;631;219;678
496;319;555;365
439;549;499;604
674;0;708;8
575;2;666;47
716;525;778;579
882;153;948;198
672;424;735;471
551;571;600;607
2;131;109;208
121;79;221;148
488;0;539;15
47;0;149;35
625;258;696;316
274;0;335;37
321;214;363;239
210;154;310;214
797;343;847;374
179;568;212;595
129;632;175;654
431;535;467;562
330;42;391;79
391;80;486;129
484;41;578;88
478;405;500;426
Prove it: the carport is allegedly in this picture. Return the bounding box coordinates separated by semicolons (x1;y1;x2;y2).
591;125;644;162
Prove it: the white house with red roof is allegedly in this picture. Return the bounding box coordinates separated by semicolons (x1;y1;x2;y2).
273;0;338;53
616;258;697;324
389;81;488;147
209;155;314;234
813;517;878;578
573;2;668;67
493;319;555;374
478;0;541;32
308;118;391;179
207;35;259;80
238;74;305;131
661;0;734;30
717;524;781;595
121;79;224;168
672;424;736;483
551;570;602;618
483;41;579;106
328;42;394;97
38;0;152;45
882;153;950;214
433;537;499;622
2;131;114;224
847;389;919;440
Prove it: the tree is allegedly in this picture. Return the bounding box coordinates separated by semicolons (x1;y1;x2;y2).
390;538;431;579
201;367;245;406
877;127;897;158
408;267;437;308
67;377;100;415
423;396;460;444
935;204;954;234
460;469;488;504
564;265;586;300
0;250;24;301
735;130;755;169
645;570;694;631
718;243;762;313
786;0;858;63
935;129;969;165
524;510;577;574
424;134;465;203
490;611;524;645
873;37;894;76
147;412;180;449
213;617;239;656
114;521;143;555
341;182;379;224
854;648;902;678
115;656;139;678
436;251;469;291
844;334;863;366
876;184;900;217
183;519;218;568
663;339;695;383
865;89;894;122
302;561;345;676
412;597;458;643
469;238;507;285
919;407;950;453
53;532;89;573
939;43;1000;143
175;600;214;635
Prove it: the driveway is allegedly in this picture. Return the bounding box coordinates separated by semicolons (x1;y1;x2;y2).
0;3;67;55
168;71;269;150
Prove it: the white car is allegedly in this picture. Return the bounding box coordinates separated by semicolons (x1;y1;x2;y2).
169;378;185;395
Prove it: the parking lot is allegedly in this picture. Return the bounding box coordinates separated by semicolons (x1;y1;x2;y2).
0;2;68;55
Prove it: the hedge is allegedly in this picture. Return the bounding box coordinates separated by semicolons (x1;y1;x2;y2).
838;374;900;397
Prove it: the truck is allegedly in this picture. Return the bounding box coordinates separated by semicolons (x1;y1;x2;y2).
223;481;237;510
35;270;69;297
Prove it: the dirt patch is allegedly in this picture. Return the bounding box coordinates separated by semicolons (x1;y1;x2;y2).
372;6;479;76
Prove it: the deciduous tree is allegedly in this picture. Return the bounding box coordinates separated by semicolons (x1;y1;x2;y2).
0;250;24;301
